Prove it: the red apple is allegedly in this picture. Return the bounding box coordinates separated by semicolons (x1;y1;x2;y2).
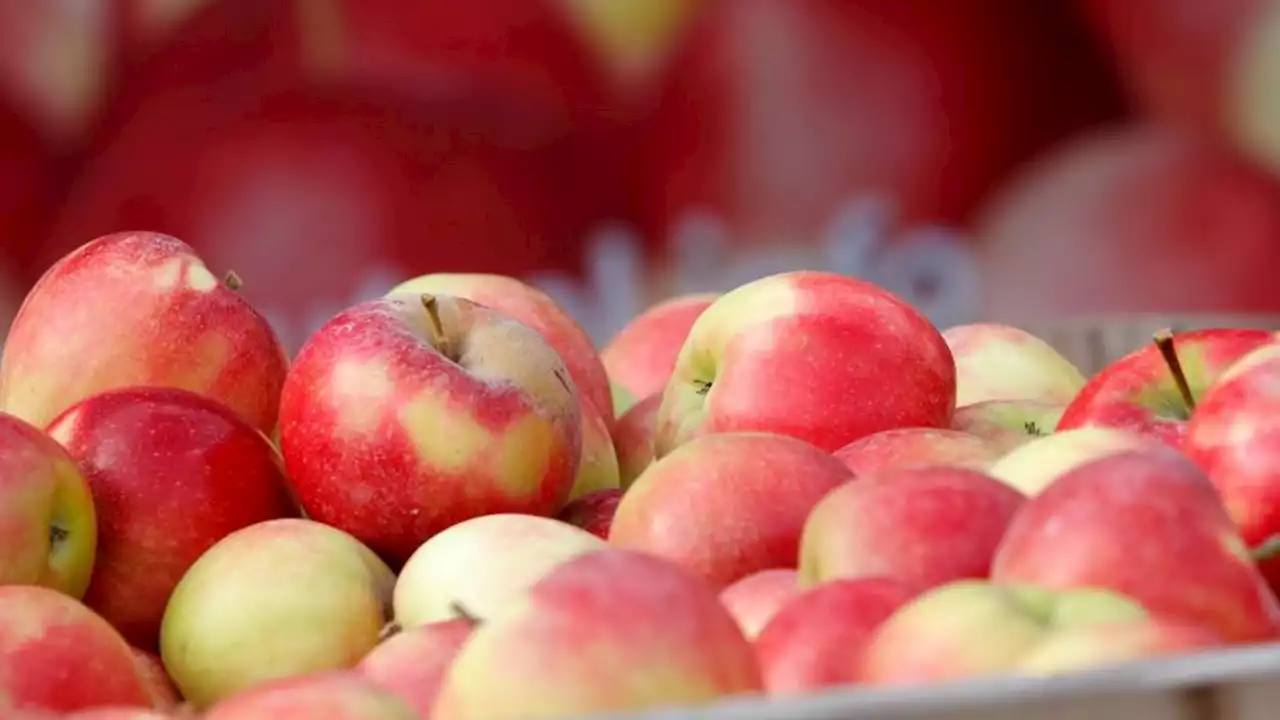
799;466;1025;590
950;399;1065;453
612;392;662;487
130;647;182;710
654;271;955;456
46;386;297;651
556;488;623;539
755;577;918;694
942;322;1087;406
1057;328;1272;448
0;232;289;435
0;585;151;712
610;432;854;589
356;619;473;718
832;428;1003;477
278;293;583;564
992;448;1280;643
718;568;800;640
203;671;416;720
432;549;763;718
600;292;717;404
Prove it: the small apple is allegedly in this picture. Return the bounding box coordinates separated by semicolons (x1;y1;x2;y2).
799;465;1023;591
653;271;954;455
600;292;718;403
942;322;1086;407
203;671;417;720
950;399;1065;453
612;391;662;488
987;426;1167;496
357;619;474;718
159;518;396;709
992;448;1280;644
393;513;607;629
610;432;853;589
556;488;623;539
0;232;289;434
431;549;763;719
832;427;1003;477
718;568;800;640
0;412;96;597
278;293;583;565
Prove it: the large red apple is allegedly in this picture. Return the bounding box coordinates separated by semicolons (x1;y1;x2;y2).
832;428;1002;477
0;232;289;435
279;294;582;564
203;671;417;720
600;292;718;406
356;619;473;718
46;386;298;651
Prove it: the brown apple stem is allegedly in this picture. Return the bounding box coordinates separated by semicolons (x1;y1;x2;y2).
376;620;402;644
1253;536;1280;563
420;294;448;351
450;601;483;626
222;270;244;291
1153;329;1196;413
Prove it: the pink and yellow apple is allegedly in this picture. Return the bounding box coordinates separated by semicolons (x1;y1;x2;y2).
601;292;718;407
718;568;800;640
950;399;1065;453
203;671;417;720
832;428;1003;477
357;619;474;718
278;293;583;564
987;426;1167;497
556;488;623;539
0;232;289;434
942;322;1086;406
611;392;662;487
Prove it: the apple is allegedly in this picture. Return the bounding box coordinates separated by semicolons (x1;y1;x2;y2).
991;448;1280;644
0;232;289;435
0;585;151;712
653;271;955;456
718;568;800;640
202;671;417;720
832;428;1003;477
46;386;298;651
356;619;474;718
556;488;623;539
950;399;1065;453
612;392;662;487
942;323;1086;407
159;518;396;709
130;647;182;710
989;426;1178;497
278;293;583;565
600;292;717;404
755;577;918;694
799;465;1024;591
393;513;607;629
0;412;97;597
610;432;853;588
431;549;763;719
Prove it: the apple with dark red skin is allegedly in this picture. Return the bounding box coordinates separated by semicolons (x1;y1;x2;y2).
46;386;297;651
357;619;474;718
832;428;1002;477
600;293;718;407
612;392;662;487
203;671;417;720
278;293;582;565
718;568;800;640
556;488;623;539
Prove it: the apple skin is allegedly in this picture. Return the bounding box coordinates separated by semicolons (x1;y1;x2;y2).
992;448;1280;644
567;403;623;501
1016;618;1224;676
988;426;1172;497
0;412;97;597
799;465;1024;591
610;432;854;589
63;709;182;720
159;518;396;709
1057;329;1273;448
431;549;763;719
393;513;607;629
718;568;800;640
130;647;182;710
46;386;298;651
356;619;474;718
0;232;289;435
202;671;417;720
943;323;1086;407
600;292;718;403
654;271;955;456
278;293;583;565
612;391;663;488
951;399;1065;453
0;585;152;712
755;577;918;694
832;428;1003;476
556;488;623;539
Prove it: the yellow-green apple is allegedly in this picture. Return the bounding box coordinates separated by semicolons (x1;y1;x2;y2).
718;568;800;640
653;271;954;456
130;647;182;711
277;293;583;565
159;518;395;708
0;585;151;712
432;549;763;719
859;581;1171;685
600;292;718;405
0;413;97;597
987;427;1166;496
393;513;606;628
610;432;853;589
612;392;662;488
755;577;919;694
47;387;298;651
942;323;1086;406
951;399;1065;453
1057;328;1273;448
799;466;1024;590
832;428;1003;477
0;232;289;434
356;619;474;718
556;488;623;539
991;448;1280;643
203;671;417;720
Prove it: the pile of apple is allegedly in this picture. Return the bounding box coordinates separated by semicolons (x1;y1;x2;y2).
6;231;1280;720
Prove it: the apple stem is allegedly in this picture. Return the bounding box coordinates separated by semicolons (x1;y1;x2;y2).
420;294;448;351
1253;536;1280;563
1153;329;1196;413
450;601;483;626
223;270;244;291
376;621;402;644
